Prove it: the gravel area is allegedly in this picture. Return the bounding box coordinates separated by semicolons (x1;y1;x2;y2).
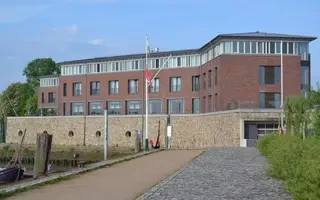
139;148;291;200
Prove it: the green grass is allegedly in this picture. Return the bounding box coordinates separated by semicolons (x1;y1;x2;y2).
257;133;320;200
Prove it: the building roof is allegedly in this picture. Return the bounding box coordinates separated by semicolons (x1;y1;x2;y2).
39;74;61;79
199;31;317;51
58;31;317;65
58;49;199;65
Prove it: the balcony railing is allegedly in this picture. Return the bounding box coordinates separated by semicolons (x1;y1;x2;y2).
90;89;100;96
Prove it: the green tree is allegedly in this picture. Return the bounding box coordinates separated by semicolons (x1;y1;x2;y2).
0;82;34;119
24;94;40;116
23;58;60;89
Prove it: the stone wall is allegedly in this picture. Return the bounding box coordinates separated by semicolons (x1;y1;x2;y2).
5;109;280;149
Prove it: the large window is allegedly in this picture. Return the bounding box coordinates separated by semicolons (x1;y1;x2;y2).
259;92;280;108
48;92;56;103
73;83;82;96
203;73;206;89
167;99;184;114
108;101;121;115
71;102;84;115
63;83;67;96
128;79;138;94
89;101;102;115
90;81;100;96
170;77;181;92
126;100;141;114
149;78;160;93
301;65;310;93
109;80;119;95
148;99;162;114
208;70;212;87
192;98;200;114
259;66;280;84
192;76;200;92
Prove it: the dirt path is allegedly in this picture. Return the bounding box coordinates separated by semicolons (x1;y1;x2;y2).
6;150;202;200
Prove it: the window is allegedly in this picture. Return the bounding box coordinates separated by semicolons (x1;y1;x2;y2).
251;41;257;53
245;41;250;53
258;42;263;54
203;97;206;113
288;42;294;54
270;42;275;54
109;80;119;95
148;99;162;114
177;57;181;67
232;41;237;53
208;95;213;112
203;73;206;89
214;68;218;85
63;103;66;116
41;93;44;103
126;100;141;114
89;101;102;115
48;92;56;103
301;65;309;91
72;83;82;96
155;59;160;68
259;92;280;108
239;41;244;53
71;102;84;115
90;81;100;96
192;76;200;92
149;78;160;93
259;66;280;84
170;77;181;92
208;70;212;87
128;79;138;94
192;98;200;114
276;42;281;54
282;42;287;54
108;101;122;115
63;83;67;96
167;99;184;114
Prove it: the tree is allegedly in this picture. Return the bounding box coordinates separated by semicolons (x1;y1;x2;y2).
0;82;34;119
23;58;60;89
24;94;40;116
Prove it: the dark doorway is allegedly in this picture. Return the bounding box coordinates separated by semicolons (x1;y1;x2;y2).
244;121;279;147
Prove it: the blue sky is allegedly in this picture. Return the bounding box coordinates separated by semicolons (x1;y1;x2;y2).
0;0;319;92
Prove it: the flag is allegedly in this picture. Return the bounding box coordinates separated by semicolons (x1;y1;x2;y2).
145;67;153;87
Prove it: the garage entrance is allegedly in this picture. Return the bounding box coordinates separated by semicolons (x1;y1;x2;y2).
244;121;279;147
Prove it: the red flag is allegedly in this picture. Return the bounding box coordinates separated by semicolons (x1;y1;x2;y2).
145;67;153;87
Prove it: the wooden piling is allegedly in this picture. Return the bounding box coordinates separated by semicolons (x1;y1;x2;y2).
33;131;53;179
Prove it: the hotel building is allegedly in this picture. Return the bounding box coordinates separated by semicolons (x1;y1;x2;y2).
38;32;316;116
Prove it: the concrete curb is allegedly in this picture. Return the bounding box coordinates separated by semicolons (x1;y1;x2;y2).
136;150;206;200
0;149;163;195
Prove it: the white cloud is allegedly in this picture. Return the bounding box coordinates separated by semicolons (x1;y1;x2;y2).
88;39;104;45
0;4;49;23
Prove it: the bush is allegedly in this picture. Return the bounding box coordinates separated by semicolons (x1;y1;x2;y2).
257;133;320;200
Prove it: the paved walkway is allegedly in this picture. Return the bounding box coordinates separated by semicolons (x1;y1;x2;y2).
5;150;202;200
139;148;291;200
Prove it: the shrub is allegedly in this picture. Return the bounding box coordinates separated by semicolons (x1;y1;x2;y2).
258;133;320;199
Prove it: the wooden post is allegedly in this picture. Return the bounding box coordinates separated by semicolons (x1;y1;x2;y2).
33;131;53;179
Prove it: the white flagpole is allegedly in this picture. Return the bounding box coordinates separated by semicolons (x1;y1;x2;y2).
280;40;284;132
145;34;149;151
151;55;172;82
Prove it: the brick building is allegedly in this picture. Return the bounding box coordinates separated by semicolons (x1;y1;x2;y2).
38;32;316;116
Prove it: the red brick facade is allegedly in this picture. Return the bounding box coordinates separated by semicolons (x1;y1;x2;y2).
38;54;303;115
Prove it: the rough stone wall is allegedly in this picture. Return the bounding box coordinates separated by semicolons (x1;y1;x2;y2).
5;110;280;149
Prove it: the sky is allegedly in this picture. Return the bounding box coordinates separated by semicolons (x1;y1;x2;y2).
0;0;319;92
